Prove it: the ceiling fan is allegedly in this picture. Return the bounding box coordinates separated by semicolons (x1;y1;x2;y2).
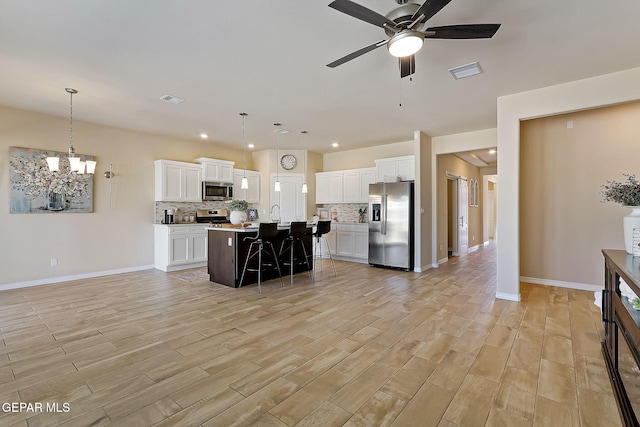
326;0;501;78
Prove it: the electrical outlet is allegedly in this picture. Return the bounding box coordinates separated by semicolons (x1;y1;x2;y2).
50;258;58;267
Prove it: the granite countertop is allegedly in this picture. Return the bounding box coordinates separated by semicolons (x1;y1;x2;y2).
207;223;314;232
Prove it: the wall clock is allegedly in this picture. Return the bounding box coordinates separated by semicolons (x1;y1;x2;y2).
280;154;297;170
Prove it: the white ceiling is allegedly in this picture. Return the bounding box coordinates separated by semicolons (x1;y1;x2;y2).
1;0;639;154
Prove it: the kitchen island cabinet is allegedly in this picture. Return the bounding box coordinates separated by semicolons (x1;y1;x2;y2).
207;225;313;288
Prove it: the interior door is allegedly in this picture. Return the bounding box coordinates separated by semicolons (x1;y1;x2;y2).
271;173;305;223
458;177;469;254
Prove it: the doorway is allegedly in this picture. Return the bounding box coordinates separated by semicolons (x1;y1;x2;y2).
446;172;468;257
483;175;498;241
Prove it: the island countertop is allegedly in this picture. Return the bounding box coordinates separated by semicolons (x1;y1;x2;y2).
206;223;314;232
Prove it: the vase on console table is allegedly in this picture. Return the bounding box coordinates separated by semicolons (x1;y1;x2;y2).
623;206;640;254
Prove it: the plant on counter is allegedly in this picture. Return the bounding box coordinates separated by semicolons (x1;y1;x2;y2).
229;199;248;211
601;174;640;206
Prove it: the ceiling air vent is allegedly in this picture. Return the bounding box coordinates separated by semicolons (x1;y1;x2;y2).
448;62;483;80
159;94;184;104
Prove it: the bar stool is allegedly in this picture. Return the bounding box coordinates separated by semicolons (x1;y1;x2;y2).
279;221;312;284
239;222;283;293
311;220;336;277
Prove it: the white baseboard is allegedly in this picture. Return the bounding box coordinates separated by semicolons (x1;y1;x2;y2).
520;276;601;292
483;241;490;246
496;292;521;301
468;244;480;252
438;257;448;265
0;264;155;292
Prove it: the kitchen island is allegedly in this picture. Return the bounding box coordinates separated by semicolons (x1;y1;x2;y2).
207;224;313;288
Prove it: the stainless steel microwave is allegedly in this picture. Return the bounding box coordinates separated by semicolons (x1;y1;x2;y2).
202;182;233;201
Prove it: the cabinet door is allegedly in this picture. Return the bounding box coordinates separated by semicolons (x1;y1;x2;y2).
360;169;376;203
336;230;355;257
376;160;397;182
342;171;360;203
202;162;220;181
353;232;369;259
234;170;260;203
219;164;234;183
191;233;208;262
396;158;415;181
246;172;260;203
163;163;183;200
169;235;190;264
316;173;331;204
327;173;344;203
183;166;202;201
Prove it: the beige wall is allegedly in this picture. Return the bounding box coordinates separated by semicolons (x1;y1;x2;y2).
436;154;483;262
520;101;640;286
322;140;414;171
0;105;245;287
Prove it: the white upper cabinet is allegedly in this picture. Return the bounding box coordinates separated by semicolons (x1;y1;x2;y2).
155;160;202;202
233;169;260;203
316;172;344;204
195;157;234;183
343;167;376;203
317;167;376;204
375;155;415;182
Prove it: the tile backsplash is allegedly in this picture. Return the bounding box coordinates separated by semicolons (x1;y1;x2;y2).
320;203;368;223
155;201;243;223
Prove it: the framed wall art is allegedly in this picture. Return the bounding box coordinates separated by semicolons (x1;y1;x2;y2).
9;146;94;213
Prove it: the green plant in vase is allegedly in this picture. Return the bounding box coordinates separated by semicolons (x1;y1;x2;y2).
602;174;640;254
229;199;248;225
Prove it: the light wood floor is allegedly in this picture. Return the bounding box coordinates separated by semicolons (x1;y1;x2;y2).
0;243;622;426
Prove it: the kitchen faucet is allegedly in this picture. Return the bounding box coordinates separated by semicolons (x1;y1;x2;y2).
270;204;281;223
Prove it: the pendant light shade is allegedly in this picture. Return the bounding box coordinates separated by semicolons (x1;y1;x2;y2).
46;156;60;172
240;112;249;190
273;123;289;192
301;130;308;194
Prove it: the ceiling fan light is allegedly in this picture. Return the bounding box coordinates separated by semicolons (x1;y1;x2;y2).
387;31;423;57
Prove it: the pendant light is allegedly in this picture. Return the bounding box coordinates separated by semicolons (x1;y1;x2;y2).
301;131;308;194
239;113;249;190
47;88;96;174
273;123;289;192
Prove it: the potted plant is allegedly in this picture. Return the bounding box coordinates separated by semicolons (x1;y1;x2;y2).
602;174;640;253
228;199;248;225
358;207;367;223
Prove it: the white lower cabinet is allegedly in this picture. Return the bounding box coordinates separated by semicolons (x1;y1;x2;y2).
333;223;368;263
154;224;208;272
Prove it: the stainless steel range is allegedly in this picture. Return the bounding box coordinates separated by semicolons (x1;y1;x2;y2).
195;209;230;225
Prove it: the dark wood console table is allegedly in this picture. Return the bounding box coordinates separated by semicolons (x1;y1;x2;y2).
602;249;640;427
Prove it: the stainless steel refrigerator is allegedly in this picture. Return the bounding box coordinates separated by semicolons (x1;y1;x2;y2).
368;181;414;271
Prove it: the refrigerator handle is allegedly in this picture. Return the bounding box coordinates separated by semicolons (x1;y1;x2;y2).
381;194;387;235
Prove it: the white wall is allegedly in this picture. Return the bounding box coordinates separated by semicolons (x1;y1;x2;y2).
497;66;640;301
0;105;245;289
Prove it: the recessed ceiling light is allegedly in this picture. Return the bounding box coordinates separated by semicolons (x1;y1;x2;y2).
489;149;496;154
449;61;483;80
248;143;255;149
159;94;185;104
332;142;339;148
200;133;208;139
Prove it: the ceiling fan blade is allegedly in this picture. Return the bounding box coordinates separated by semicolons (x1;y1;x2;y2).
329;0;398;29
399;55;416;78
411;0;453;24
327;40;387;68
423;24;501;39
